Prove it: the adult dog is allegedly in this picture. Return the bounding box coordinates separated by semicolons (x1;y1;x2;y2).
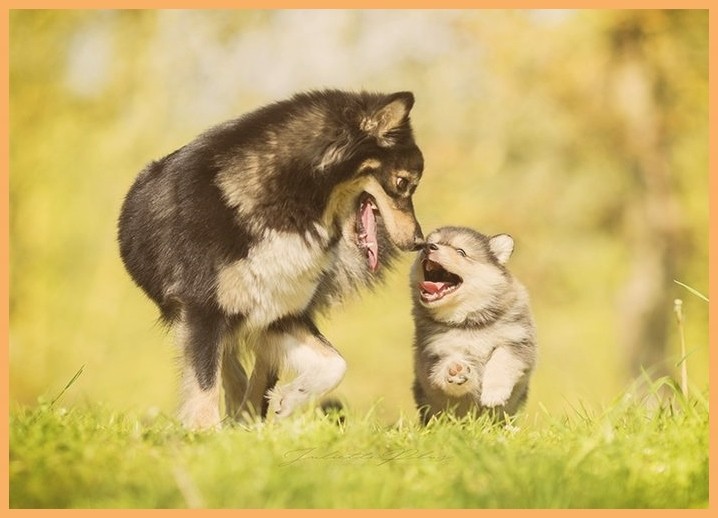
118;90;424;428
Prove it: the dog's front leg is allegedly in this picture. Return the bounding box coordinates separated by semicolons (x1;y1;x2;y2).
265;320;347;419
176;306;228;430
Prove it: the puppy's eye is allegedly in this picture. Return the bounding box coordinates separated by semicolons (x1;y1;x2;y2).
456;248;467;257
396;177;409;191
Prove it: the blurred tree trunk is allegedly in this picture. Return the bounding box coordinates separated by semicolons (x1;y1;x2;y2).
608;12;684;382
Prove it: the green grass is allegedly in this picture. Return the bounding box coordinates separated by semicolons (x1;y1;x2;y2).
10;382;708;509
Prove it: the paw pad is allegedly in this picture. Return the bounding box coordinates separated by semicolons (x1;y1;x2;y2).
448;363;469;376
446;363;470;385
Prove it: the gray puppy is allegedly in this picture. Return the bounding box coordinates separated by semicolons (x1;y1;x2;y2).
410;226;537;424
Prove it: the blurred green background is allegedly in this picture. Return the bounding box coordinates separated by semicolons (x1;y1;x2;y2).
9;10;708;423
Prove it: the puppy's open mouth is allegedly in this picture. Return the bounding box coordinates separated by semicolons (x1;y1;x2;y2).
419;259;462;302
357;193;380;272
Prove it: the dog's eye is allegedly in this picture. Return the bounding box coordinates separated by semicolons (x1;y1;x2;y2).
456;248;467;257
396;177;409;192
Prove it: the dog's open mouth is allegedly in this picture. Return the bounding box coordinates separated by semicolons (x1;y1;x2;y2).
419;259;462;302
357;193;380;272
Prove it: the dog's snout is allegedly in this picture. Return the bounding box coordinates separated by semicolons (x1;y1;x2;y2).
425;243;439;252
410;227;425;251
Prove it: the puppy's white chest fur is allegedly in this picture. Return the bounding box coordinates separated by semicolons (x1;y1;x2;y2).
424;327;495;363
424;322;531;362
216;227;332;328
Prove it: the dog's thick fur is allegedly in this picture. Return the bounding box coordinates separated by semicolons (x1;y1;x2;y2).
118;90;424;428
410;227;537;424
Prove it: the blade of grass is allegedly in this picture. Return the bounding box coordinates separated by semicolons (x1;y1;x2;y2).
673;280;709;302
49;364;85;408
673;300;688;398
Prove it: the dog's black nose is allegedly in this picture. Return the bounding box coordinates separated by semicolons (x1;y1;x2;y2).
425;243;439;252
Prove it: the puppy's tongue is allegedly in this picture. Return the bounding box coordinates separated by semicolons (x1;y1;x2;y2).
420;281;449;294
361;200;379;272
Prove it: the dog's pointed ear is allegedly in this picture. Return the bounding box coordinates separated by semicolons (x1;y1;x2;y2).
489;234;514;265
362;92;414;145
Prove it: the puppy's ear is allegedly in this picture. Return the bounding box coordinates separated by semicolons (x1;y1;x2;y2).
361;92;414;146
489;234;514;265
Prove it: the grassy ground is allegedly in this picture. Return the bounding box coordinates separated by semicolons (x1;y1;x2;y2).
9;380;708;509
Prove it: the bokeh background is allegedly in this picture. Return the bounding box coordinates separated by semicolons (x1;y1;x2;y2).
9;10;708;423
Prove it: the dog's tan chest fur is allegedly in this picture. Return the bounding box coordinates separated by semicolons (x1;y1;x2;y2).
216;228;332;328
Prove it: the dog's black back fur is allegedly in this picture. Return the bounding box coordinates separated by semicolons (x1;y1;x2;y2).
119;149;252;321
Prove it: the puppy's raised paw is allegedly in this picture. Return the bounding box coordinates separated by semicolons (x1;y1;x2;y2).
446;362;471;386
480;384;512;408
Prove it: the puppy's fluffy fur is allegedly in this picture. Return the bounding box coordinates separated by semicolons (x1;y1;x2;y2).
410;227;537;424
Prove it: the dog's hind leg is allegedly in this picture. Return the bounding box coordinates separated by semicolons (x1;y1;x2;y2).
221;342;248;421
265;318;347;419
176;306;228;429
242;345;279;420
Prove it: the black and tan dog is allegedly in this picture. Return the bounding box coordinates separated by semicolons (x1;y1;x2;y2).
118;90;424;429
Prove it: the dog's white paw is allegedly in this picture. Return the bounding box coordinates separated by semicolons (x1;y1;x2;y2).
480;384;512;408
267;384;309;419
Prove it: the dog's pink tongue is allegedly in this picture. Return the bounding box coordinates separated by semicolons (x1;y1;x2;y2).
361;201;379;272
420;281;447;294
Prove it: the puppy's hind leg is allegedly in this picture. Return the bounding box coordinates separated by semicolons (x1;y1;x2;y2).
412;379;434;426
177;306;229;430
266;318;347;419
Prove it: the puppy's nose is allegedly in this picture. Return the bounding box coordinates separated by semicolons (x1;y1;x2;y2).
424;243;439;252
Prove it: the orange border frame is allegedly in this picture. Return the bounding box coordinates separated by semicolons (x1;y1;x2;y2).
1;1;715;516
